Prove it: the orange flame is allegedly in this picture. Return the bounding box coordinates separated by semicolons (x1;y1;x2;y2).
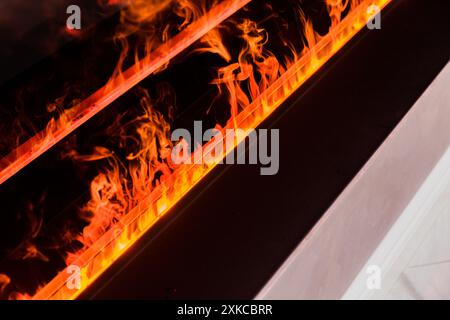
0;274;10;294
0;0;252;187
25;0;391;300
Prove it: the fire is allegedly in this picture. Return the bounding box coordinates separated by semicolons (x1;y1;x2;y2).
0;274;10;294
0;0;252;186
1;0;391;299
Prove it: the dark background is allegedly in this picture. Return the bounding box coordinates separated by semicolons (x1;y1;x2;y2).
0;0;330;297
0;0;448;299
83;0;450;299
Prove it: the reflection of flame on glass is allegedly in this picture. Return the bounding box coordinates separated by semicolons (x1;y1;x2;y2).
0;0;252;187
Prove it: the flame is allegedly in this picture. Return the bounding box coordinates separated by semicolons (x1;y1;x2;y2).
78;89;174;248
0;274;10;294
0;0;252;187
24;0;392;300
195;27;231;61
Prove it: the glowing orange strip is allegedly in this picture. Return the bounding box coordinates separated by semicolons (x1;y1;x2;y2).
31;0;391;300
0;0;252;186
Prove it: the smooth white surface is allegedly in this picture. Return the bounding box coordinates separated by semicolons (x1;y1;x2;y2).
257;62;450;300
343;145;450;299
